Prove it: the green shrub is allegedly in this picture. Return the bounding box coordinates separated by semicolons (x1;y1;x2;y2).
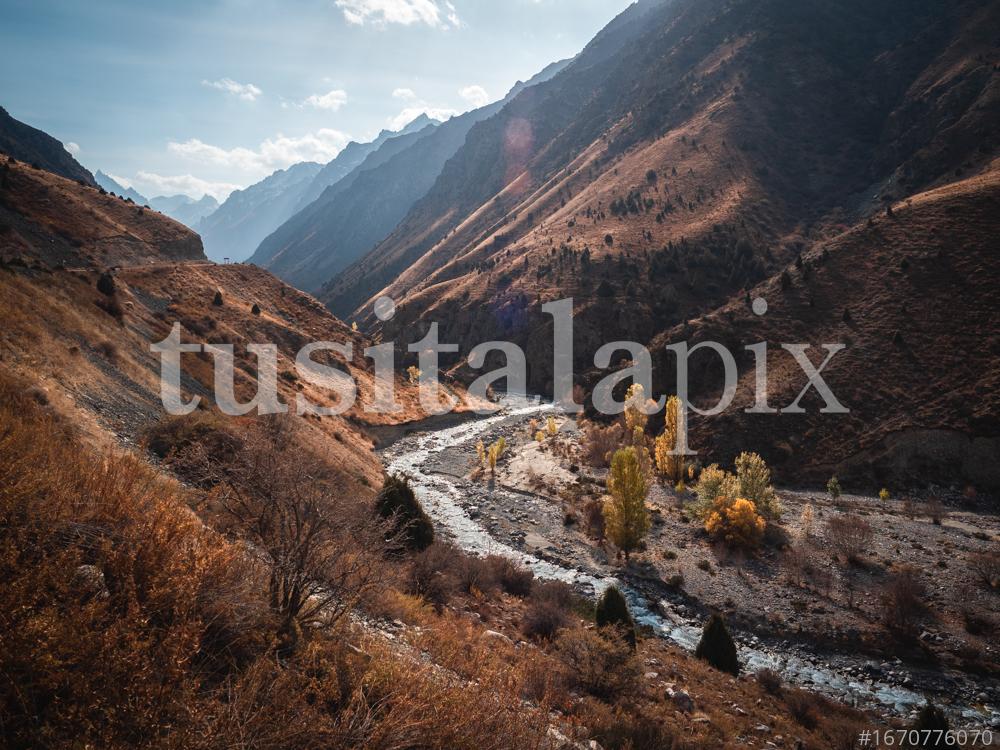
827;475;842;500
694;614;740;675
96;271;116;296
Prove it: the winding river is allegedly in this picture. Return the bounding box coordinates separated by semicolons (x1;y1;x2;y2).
382;398;997;726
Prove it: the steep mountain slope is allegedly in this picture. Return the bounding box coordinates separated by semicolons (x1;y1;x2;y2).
320;0;682;316
0;145;467;481
252;60;571;293
94;170;149;205
328;0;996;328
1;156;203;267
317;0;997;491
150;193;219;228
197;161;322;263
0;105;96;186
640;163;1000;491
294;113;438;212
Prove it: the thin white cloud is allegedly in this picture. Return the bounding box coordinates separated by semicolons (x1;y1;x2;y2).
335;0;460;28
387;106;456;131
458;84;489;108
303;89;348;111
392;87;417;100
64;141;81;156
167;128;352;179
201;77;263;101
132;172;241;202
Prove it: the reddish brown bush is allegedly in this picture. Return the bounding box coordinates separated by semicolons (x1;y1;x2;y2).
407;543;457;611
582;421;623;467
554;626;639;702
881;565;927;635
825;514;873;563
969;550;1000;590
486;555;535;597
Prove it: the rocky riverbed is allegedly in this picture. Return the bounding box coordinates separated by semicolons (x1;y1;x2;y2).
381;398;1000;728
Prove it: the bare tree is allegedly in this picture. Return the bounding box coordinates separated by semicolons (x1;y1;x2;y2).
196;418;396;638
825;515;874;564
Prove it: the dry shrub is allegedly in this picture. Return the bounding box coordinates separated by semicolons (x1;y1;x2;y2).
756;667;783;695
336;635;549;749
588;706;678;750
521;582;574;641
486;555;535;597
584;497;606;541
206;423;397;635
94;338;118;361
144;412;242;481
583;421;623;467
969;549;1000;590
554;626;639;702
960;604;995;636
0;371;268;747
407;542;457;611
881;565;927;635
95;292;125;321
455;552;500;595
825;514;873;564
784;689;819;729
925;498;947;525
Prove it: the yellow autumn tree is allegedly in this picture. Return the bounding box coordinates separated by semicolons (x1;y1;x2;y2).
705;496;765;549
734;452;780;518
603;447;650;562
546;416;559;437
488;437;506;472
654;395;685;483
692;464;739;519
623;383;648;435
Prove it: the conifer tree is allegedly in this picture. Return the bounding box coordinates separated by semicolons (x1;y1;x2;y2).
596;585;636;649
695;613;740;675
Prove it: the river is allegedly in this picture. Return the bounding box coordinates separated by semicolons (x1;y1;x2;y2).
381;397;998;727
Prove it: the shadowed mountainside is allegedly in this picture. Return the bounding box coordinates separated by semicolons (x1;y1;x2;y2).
0;105;96;187
316;0;998;491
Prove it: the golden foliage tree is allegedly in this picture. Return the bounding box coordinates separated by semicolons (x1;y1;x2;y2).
734;451;780;518
654;395;685;483
704;496;766;549
623;383;648;435
603;447;650;562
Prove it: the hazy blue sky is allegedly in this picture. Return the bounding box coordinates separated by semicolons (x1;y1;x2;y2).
0;0;632;200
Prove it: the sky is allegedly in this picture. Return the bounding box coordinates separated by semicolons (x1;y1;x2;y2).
0;0;633;201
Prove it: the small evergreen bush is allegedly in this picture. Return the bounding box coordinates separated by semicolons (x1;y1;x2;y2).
595;585;636;649
694;613;740;675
